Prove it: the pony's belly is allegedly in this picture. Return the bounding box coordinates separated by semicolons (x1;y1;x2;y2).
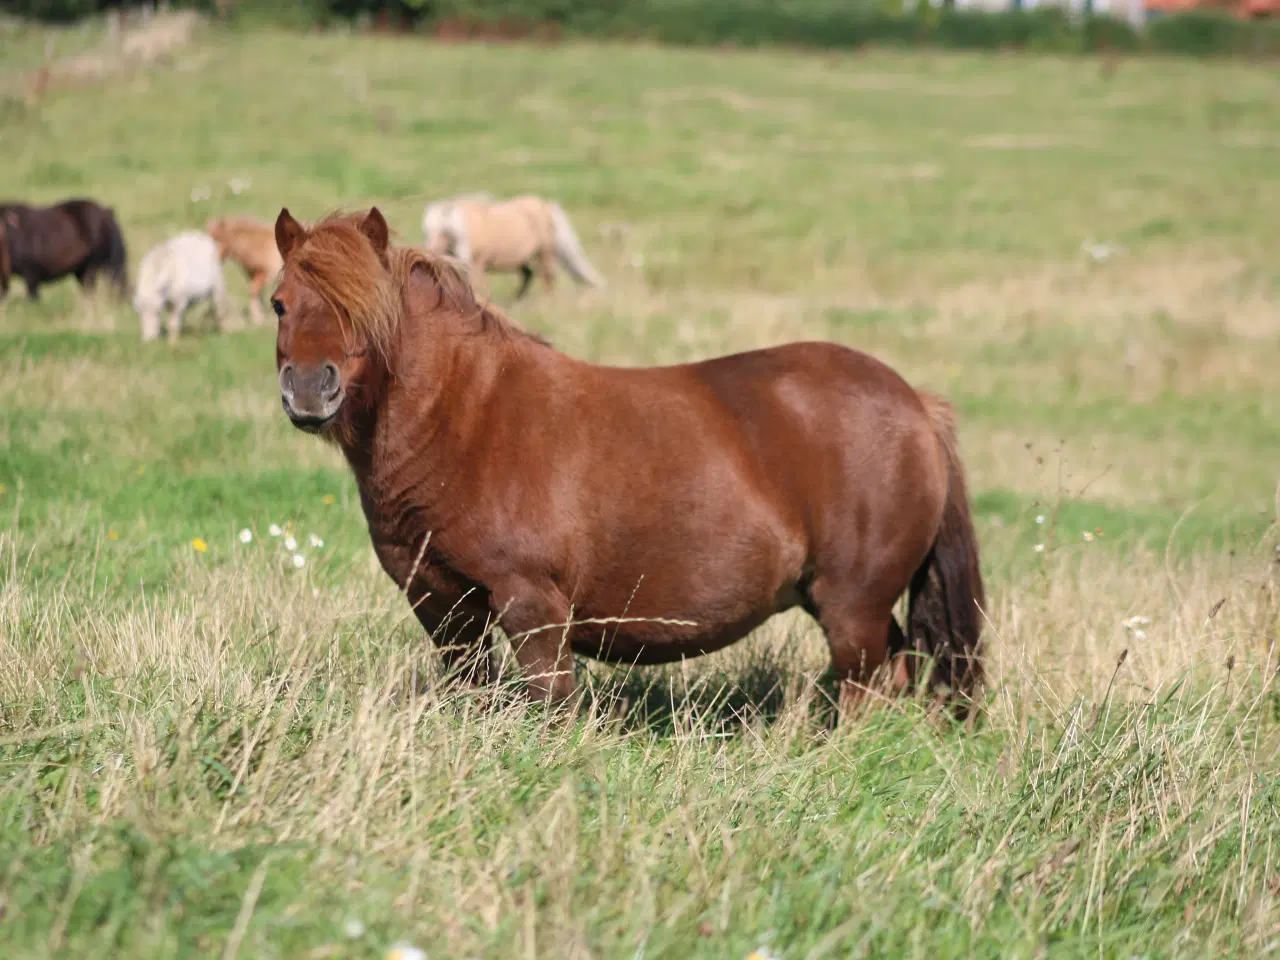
567;606;786;666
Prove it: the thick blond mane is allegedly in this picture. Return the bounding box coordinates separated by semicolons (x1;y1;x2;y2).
289;212;547;357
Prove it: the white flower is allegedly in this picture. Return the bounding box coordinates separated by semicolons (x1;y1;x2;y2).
284;534;298;551
1033;543;1045;553
308;533;324;548
342;918;365;939
238;528;253;544
385;945;427;960
268;524;282;537
1082;531;1095;542
1035;514;1045;524
190;185;211;202
1134;629;1147;640
1122;615;1152;631
228;176;252;195
291;553;306;569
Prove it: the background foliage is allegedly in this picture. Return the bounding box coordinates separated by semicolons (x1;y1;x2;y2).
8;0;1280;57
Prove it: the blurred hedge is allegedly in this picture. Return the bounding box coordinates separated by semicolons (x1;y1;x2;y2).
10;0;1280;58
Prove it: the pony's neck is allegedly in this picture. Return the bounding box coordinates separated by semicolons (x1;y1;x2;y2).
336;275;540;541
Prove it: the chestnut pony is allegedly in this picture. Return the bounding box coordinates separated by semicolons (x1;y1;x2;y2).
272;207;985;716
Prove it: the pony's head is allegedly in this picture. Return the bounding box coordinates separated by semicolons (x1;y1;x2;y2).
421;201;455;256
205;217;230;259
272;207;400;436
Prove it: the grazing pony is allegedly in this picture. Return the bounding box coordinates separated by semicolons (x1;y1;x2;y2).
134;230;226;343
273;207;985;717
205;215;284;326
0;199;128;300
422;193;605;300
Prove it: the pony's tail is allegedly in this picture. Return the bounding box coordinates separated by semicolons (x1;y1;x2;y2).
906;393;985;718
103;209;129;298
0;223;10;298
548;202;605;288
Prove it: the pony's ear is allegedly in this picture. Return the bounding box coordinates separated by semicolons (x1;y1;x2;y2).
275;208;305;261
360;207;390;262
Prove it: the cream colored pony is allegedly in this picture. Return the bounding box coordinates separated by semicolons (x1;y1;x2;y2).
422;193;605;299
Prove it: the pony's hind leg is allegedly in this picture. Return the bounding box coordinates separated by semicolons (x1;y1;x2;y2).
809;581;911;722
537;246;556;293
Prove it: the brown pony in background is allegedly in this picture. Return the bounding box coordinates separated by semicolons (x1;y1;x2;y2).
271;207;986;718
205;215;284;325
0;199;128;300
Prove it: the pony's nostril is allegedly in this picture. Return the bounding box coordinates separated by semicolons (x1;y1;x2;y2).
278;364;296;401
322;362;341;399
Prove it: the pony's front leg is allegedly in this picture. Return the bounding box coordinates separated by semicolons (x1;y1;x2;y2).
167;301;186;344
410;596;494;691
140;309;161;342
491;581;578;705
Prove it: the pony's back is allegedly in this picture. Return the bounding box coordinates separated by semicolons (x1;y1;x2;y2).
207;215;281;273
135;230;221;311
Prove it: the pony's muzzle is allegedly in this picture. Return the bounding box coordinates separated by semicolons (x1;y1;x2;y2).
279;361;342;431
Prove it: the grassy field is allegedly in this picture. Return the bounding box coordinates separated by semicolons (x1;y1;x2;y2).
2;15;1280;958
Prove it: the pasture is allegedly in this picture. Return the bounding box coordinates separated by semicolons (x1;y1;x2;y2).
3;17;1280;958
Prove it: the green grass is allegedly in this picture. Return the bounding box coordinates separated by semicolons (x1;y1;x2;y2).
2;15;1280;959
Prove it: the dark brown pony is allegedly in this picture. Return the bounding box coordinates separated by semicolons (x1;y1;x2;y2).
271;207;986;717
0;199;128;301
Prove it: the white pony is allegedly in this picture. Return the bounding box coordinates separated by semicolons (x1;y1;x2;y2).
134;230;226;343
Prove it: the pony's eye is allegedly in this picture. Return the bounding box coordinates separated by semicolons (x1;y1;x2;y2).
271;299;285;318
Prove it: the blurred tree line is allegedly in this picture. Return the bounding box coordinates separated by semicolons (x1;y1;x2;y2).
8;0;1279;58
